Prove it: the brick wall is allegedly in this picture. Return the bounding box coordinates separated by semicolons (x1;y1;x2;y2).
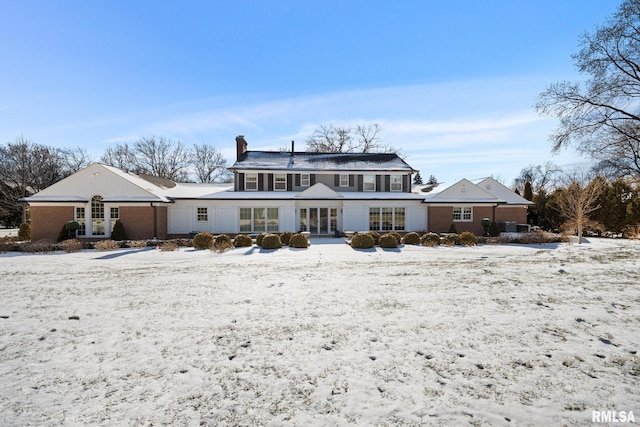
30;206;74;242
119;206;156;240
495;206;527;225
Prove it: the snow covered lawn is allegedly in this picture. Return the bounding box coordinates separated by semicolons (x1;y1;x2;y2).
1;238;639;425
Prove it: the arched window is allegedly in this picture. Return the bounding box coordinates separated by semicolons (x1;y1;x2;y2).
91;195;105;236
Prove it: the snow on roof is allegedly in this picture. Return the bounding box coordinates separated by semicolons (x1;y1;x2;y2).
423;177;533;205
198;188;426;201
229;151;416;172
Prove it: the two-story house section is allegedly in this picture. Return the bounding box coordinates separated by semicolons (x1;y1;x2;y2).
195;136;427;235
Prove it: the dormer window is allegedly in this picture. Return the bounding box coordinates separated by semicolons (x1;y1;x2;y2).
363;175;375;191
245;173;257;191
274;174;286;191
390;175;402;192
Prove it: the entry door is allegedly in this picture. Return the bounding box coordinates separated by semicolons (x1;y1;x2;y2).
299;208;338;234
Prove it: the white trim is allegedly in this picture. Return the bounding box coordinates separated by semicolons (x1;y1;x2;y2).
245;173;258;191
453;206;473;222
339;174;349;187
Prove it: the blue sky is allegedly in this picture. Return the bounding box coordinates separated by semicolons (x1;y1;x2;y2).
0;1;620;186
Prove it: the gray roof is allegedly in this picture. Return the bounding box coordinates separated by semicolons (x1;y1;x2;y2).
229;151;416;172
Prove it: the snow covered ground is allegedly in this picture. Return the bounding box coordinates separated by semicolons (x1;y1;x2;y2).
1;238;639;426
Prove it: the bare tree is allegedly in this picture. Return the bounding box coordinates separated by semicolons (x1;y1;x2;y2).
133;136;190;181
192;143;228;183
536;0;640;179
305;124;398;153
513;162;561;194
555;170;605;244
100;143;136;172
62;146;93;173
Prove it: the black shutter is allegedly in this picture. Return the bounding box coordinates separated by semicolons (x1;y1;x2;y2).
258;174;264;191
357;175;363;192
310;174;316;185
295;174;300;187
403;175;409;192
349;174;354;187
238;173;245;191
334;174;339;187
287;174;293;191
376;175;382;192
384;175;391;192
268;173;274;191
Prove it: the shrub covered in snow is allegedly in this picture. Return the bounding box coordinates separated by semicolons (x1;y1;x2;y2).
261;233;282;250
442;233;459;246
421;232;441;247
280;231;293;246
351;233;375;249
402;232;421;245
233;234;253;247
192;232;213;250
379;233;399;248
459;231;478;246
289;233;309;248
366;231;380;245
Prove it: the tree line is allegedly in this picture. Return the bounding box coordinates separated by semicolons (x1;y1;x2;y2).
0;136;228;227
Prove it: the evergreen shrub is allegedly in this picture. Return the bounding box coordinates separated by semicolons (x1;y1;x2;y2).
489;221;501;237
261;233;282;249
379;233;399;248
233;234;253;247
351;233;375;249
256;232;269;247
366;231;380;245
213;234;232;252
421;232;441;247
289;233;309;248
459;231;478;246
111;220;127;241
388;231;402;245
18;222;31;241
280;231;293;246
402;232;421;245
443;233;459;246
193;232;214;250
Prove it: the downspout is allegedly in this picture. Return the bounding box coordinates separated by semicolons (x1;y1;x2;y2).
151;202;157;239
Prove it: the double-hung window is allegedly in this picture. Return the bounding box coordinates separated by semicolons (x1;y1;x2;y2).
339;174;349;187
245;173;258;191
274;174;286;191
453;207;473;222
300;174;310;187
390;175;402;192
363;175;375;191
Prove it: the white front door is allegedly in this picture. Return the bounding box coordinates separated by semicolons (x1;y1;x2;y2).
298;207;339;235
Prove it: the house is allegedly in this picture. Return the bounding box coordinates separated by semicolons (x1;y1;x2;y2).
425;177;533;235
22;135;531;241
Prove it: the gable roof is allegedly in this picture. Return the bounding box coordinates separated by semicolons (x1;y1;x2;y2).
229;151;416;173
295;183;343;199
424;177;533;205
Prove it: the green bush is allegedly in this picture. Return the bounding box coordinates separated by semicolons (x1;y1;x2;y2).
448;223;458;234
256;232;269;247
379;233;399;248
388;231;402;245
18;222;31;241
366;231;380;245
280;231;293;246
402;232;421;245
421;232;441;247
111;220;127;241
213;234;232;252
351;233;375;249
57;224;72;242
193;232;214;250
261;233;282;250
289;233;309;248
489;221;501;237
233;234;253;247
443;233;459;246
459;231;478;246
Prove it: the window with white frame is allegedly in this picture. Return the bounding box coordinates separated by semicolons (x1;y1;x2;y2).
369;207;405;231
453;206;473;222
245;173;257;191
197;207;208;222
339;174;349;187
75;207;86;236
274;174;286;191
390;175;402;192
110;207;119;232
239;207;279;233
300;174;310;187
91;195;105;236
363;175;375;191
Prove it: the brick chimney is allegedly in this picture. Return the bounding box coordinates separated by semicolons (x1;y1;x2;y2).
236;135;248;161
